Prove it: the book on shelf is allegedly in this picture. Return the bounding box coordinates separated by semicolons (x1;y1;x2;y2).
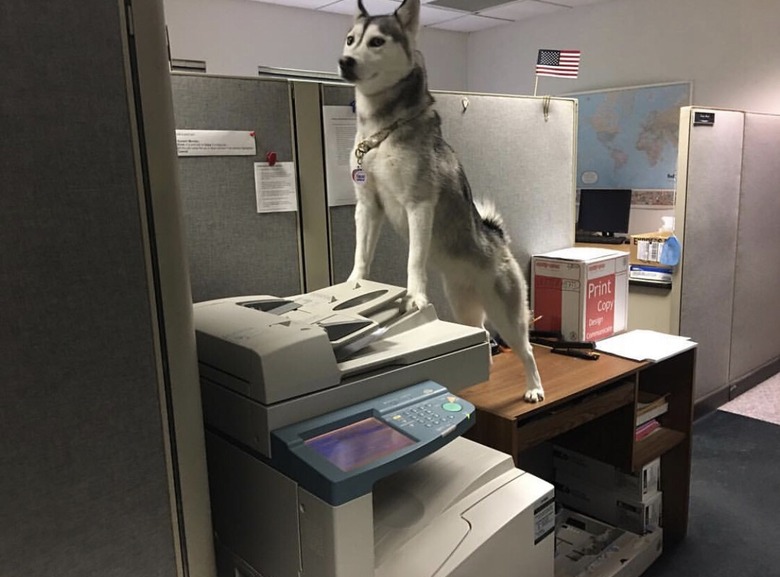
635;418;662;441
636;391;669;427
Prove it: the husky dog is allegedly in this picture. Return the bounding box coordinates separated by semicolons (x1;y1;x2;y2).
338;0;543;402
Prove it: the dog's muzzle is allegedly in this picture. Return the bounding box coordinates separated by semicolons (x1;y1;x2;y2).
339;56;358;81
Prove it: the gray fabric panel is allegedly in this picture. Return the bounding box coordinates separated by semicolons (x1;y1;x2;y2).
322;82;353;106
327;89;575;322
0;2;178;576
330;206;358;283
678;111;743;401
171;74;302;301
729;114;780;381
322;82;357;289
436;93;575;268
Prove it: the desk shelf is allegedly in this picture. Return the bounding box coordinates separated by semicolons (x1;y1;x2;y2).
461;343;696;551
633;427;686;468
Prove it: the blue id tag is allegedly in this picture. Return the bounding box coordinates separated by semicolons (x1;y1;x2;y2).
352;169;367;184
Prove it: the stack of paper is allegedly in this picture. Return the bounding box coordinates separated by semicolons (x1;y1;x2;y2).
636;392;669;426
595;330;696;362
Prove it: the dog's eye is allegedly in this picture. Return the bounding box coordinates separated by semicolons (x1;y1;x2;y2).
368;37;385;48
346;35;355;46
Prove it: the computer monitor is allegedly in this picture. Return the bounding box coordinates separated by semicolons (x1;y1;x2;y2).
576;188;632;237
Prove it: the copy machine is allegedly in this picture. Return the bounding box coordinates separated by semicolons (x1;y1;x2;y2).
193;280;554;577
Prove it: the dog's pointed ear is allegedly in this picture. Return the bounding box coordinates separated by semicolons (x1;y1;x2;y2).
356;0;369;19
394;0;420;35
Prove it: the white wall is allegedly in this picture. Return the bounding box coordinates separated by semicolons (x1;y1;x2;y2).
163;0;468;90
467;0;780;114
164;0;780;112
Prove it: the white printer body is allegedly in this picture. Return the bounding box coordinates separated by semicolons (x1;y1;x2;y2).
193;281;554;577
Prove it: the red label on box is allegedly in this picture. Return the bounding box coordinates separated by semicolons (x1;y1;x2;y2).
534;275;562;332
585;273;615;341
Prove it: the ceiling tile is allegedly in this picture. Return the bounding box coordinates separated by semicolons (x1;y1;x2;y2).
433;14;512;32
255;0;335;9
419;5;472;25
321;0;468;26
428;0;513;10
552;0;607;6
250;0;615;31
323;0;401;16
480;0;568;19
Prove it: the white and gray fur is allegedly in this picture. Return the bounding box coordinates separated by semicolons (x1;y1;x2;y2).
339;0;543;402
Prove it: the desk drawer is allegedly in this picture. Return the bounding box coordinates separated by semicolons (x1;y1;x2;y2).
515;381;635;454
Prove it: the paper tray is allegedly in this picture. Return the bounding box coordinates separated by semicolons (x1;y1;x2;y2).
555;507;662;577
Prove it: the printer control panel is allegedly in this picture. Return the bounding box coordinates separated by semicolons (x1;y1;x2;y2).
270;381;475;505
387;394;466;436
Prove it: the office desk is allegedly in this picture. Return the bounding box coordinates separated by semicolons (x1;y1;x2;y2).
460;344;695;546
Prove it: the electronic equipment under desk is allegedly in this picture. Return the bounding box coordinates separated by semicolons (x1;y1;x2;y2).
459;344;696;551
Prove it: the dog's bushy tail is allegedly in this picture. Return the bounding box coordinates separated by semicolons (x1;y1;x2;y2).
474;199;510;242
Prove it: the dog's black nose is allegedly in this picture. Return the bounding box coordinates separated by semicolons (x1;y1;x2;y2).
339;56;356;72
339;56;358;81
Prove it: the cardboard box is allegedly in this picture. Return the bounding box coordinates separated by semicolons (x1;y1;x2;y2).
629;231;673;266
532;248;629;342
553;446;661;501
555;508;663;577
555;479;662;535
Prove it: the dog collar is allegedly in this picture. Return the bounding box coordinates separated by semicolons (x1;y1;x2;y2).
354;107;430;168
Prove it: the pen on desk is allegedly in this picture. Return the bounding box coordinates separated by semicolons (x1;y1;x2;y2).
551;348;600;360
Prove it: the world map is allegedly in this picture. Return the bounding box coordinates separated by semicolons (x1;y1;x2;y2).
573;83;690;190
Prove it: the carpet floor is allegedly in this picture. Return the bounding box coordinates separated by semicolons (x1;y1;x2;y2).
643;410;780;577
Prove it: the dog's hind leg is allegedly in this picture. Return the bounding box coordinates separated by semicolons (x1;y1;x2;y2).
443;277;486;330
348;195;384;282
480;258;544;403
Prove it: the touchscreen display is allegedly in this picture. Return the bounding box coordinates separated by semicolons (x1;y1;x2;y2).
305;417;415;472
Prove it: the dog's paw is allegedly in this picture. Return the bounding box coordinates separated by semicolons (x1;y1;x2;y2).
346;270;368;287
404;291;429;311
523;387;545;403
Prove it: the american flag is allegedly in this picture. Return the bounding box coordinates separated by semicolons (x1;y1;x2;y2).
536;49;581;78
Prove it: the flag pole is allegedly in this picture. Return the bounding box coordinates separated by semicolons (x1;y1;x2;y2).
533;75;539;97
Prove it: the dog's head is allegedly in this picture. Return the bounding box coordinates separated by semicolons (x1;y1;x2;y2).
338;0;420;95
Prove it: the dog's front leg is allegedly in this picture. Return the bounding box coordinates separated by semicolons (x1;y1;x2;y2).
405;201;434;309
348;195;383;283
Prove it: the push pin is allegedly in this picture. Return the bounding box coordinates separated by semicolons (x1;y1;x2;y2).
266;151;277;166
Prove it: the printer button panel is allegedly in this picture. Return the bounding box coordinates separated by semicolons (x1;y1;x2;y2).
388;394;468;433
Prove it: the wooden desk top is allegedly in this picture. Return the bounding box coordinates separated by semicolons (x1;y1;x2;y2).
460;346;648;422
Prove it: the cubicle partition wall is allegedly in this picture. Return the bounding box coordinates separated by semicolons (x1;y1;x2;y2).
171;75;303;302
172;73;577;322
731;114;780;386
674;107;780;406
434;94;576;268
2;3;214;576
